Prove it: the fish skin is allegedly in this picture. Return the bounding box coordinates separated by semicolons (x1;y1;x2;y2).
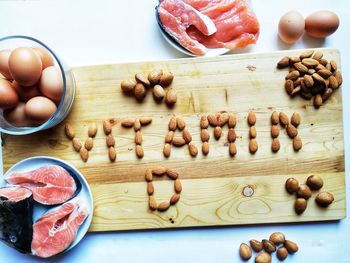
0;186;33;254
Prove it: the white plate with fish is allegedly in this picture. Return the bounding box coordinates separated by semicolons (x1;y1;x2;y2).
0;156;93;258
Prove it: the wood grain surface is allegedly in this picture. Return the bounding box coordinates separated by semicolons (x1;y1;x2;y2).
1;48;345;231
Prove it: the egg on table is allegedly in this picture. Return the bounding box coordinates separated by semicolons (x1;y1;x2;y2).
4;102;33;127
278;11;305;44
0;78;19;109
8;47;42;87
33;47;54;69
39;66;63;102
305;10;340;38
0;49;13;80
25;96;57;124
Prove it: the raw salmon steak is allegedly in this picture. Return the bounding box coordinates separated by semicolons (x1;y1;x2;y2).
5;165;79;205
0;186;33;253
31;200;88;258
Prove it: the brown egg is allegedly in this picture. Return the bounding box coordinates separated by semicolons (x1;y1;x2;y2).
8;47;42;87
0;49;13;80
278;11;305;44
4;102;33;127
39;66;63;102
33;47;54;69
0;79;19;109
12;80;40;102
305;10;340;38
25;96;57;124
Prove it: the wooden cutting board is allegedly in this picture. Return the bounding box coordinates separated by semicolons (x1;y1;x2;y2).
1;48;345;232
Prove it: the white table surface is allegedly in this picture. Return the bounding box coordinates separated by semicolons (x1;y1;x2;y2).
0;0;349;262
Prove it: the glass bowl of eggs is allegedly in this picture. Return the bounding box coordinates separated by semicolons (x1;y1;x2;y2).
0;35;75;135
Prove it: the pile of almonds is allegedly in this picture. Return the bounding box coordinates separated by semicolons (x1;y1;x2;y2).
247;111;258;154
285;175;334;214
270;111;302;152
277;50;342;108
121;117;153;159
163;116;198;158
120;70;177;106
239;232;298;262
145;167;182;212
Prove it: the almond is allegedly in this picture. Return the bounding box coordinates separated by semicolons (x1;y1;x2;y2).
200;116;209;129
302;58;319;67
315;192;334;207
188;143;198;157
166;169;178;180
134;118;141;131
271;125;280;138
312;51;323;61
300;50;314;59
227;128;236;143
228;114;236;128
214;126;222;140
312;73;325;84
277;56;290;69
279;112;289;126
88;123;97;137
249;126;257;139
328;75;339;89
174;179;182;193
135;73;150;87
334;70;343;86
176;117;186;130
284;79;294;95
271;111;279;125
289;56;301;64
165;88;177;106
147;182;154;195
249;139;258;154
172;137;186;147
326;62;332;71
330;60;337;71
153;85;165;101
249;240;263;253
134;83;146;101
271;138;280;153
159;71;174;87
121;79;136;93
239;243;252;261
168;116;177;131
303;74;314;88
121;118;135;128
202;142;209;155
308;68;316;75
163;143;171;158
139;116;152;126
106;134;115;147
247;111;256;126
103;120;112;134
85;137;94;151
64;123;75;140
291;86;301;96
285;178;299;194
148;69;163;85
295;198;307;214
135;145;144;158
108;146;116;162
255;252;271;263
319;58;328;66
72;138;82;152
317;69;332;79
291;112;301;127
297;184;312;199
145;169;153;182
316;63;327;71
165;131;174;143
79;147;89;162
201;129;210;142
262;239;276;253
294;77;303;87
277;247;288;261
314;94;323;108
149;196;157;211
157;201;170;212
285;240;298;253
135;131;142;145
306;175;324;190
285;70;300;81
229;143;237;157
218;113;229;127
293;136;302;151
269;232;285;245
152;167;167;176
286;124;298;138
170;193;180;205
207;114;218;126
294;62;308;73
322;88;333;101
182;129;192;143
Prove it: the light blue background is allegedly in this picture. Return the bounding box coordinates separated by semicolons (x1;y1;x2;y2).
0;0;349;262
